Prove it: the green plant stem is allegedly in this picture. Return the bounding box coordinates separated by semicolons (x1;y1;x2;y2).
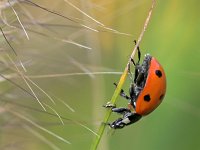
90;68;129;150
90;0;156;149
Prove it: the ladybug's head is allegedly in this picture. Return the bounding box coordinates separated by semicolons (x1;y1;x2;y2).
144;53;152;61
142;53;152;67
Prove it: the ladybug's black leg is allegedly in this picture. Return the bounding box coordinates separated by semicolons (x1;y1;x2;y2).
113;83;130;100
108;118;125;129
103;102;131;115
136;75;144;87
103;101;116;109
129;83;137;108
133;40;141;63
130;58;136;66
130;58;140;84
129;82;135;100
111;107;131;115
130;40;141;67
129;58;142;84
129;40;141;83
108;112;142;129
103;101;131;114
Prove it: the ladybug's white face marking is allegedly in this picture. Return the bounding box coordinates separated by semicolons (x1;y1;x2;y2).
134;102;136;107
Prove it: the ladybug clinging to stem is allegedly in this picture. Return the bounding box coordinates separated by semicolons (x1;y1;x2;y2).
104;41;167;129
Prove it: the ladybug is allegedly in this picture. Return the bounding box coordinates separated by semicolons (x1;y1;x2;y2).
104;43;166;129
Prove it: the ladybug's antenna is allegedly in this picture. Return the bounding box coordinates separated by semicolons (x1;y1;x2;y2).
131;58;136;66
134;40;141;63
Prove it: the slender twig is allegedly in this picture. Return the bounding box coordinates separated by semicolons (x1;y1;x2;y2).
26;72;122;78
0;27;17;55
90;0;156;149
8;0;30;40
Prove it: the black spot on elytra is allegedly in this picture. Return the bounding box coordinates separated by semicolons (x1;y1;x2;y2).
155;70;162;78
144;94;151;102
159;94;165;100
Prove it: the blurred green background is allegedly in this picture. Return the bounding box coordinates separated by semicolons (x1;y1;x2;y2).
1;0;200;150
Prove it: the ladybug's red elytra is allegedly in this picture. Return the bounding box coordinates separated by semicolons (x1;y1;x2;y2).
104;44;166;129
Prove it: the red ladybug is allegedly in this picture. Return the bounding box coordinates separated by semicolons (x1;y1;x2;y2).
104;45;166;129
